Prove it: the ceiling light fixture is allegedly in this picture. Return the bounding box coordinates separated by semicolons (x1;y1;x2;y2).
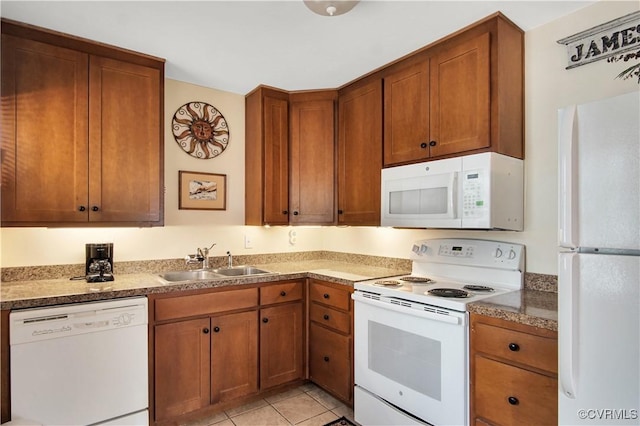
303;0;360;17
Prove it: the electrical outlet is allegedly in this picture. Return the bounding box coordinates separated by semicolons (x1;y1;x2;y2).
244;235;253;249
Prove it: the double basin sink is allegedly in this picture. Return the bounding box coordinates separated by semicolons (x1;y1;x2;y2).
159;266;272;282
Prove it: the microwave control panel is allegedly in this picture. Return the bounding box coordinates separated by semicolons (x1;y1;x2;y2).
462;169;487;218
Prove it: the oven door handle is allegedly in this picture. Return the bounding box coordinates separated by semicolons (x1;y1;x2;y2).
352;293;462;325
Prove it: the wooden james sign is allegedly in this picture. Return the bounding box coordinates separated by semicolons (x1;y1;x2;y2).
557;11;640;69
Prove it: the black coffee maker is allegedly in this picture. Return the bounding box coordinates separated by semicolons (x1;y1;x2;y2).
86;243;115;283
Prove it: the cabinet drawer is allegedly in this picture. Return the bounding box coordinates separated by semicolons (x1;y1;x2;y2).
155;288;258;322
309;303;350;334
474;356;557;425
474;322;557;374
260;281;303;305
309;282;350;311
309;323;352;403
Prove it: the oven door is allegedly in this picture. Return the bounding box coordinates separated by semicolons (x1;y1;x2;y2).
353;292;468;426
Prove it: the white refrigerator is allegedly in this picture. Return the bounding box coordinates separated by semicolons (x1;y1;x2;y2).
558;91;640;425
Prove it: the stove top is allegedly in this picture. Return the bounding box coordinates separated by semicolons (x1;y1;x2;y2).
354;238;525;312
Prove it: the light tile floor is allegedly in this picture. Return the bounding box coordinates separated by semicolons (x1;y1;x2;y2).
183;383;357;426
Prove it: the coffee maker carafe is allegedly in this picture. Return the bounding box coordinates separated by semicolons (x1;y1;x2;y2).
86;243;114;283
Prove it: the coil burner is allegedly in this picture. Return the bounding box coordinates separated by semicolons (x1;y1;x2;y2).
399;276;434;283
373;280;403;288
462;285;495;292
428;288;470;298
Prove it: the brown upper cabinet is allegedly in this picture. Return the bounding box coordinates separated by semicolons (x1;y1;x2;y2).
1;19;165;227
245;86;290;225
383;14;524;166
245;87;337;226
289;91;337;225
337;80;383;226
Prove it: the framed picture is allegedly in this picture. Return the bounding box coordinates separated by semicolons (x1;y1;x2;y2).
179;171;227;210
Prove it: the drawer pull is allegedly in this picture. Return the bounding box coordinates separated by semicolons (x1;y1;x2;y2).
508;396;519;405
203;328;210;334
508;343;520;352
323;356;330;362
323;314;330;320
262;317;269;323
323;293;330;299
280;291;287;297
213;326;220;333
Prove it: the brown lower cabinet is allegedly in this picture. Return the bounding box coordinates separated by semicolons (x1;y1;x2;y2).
150;280;305;424
307;279;354;404
470;313;558;426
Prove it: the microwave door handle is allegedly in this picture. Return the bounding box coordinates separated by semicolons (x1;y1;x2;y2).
449;172;458;218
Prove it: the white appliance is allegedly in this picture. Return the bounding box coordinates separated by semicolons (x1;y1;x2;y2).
558;91;640;425
381;152;524;230
10;297;149;425
353;238;524;426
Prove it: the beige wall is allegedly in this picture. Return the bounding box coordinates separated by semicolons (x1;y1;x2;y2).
1;0;638;273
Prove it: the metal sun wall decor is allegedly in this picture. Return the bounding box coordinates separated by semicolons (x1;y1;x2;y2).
172;101;230;159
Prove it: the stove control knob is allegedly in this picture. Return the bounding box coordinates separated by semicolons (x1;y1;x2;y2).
494;248;503;258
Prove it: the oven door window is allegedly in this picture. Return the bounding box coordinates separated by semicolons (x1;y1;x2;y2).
368;321;442;401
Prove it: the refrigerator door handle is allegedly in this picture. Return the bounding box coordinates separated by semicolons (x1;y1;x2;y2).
558;105;578;248
559;253;578;399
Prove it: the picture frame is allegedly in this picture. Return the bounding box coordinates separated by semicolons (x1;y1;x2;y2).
179;171;227;210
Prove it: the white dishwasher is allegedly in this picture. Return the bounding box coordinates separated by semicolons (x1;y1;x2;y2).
10;297;149;425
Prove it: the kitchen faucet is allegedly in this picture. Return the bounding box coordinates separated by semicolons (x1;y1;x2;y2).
185;243;216;269
227;251;233;268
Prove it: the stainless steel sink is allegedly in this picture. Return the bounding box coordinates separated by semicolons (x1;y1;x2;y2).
159;266;272;282
211;266;271;276
159;270;222;282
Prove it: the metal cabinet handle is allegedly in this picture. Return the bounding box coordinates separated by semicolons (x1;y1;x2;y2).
280;291;287;297
429;140;437;147
323;314;330;320
203;328;210;334
323;356;330;362
337;210;343;215
282;210;288;215
262;317;269;323
323;293;330;299
91;206;100;212
78;206;86;212
213;326;220;333
508;396;519;405
508;343;520;352
293;211;299;216
420;142;428;148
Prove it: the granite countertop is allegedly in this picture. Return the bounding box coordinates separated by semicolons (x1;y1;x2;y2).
0;260;408;310
2;259;558;332
467;289;558;331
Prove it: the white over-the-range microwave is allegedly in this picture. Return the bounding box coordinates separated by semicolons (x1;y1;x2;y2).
381;152;524;230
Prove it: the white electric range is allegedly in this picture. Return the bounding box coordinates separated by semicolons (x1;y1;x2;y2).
353;238;524;426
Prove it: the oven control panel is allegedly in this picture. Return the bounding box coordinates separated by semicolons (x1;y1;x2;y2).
411;238;524;270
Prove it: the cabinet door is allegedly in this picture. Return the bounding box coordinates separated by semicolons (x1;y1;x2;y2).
383;61;430;166
337;80;382;225
290;97;335;224
88;56;162;224
211;311;258;403
260;303;304;389
1;34;89;224
309;323;352;403
262;95;290;225
430;33;490;157
154;318;210;421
